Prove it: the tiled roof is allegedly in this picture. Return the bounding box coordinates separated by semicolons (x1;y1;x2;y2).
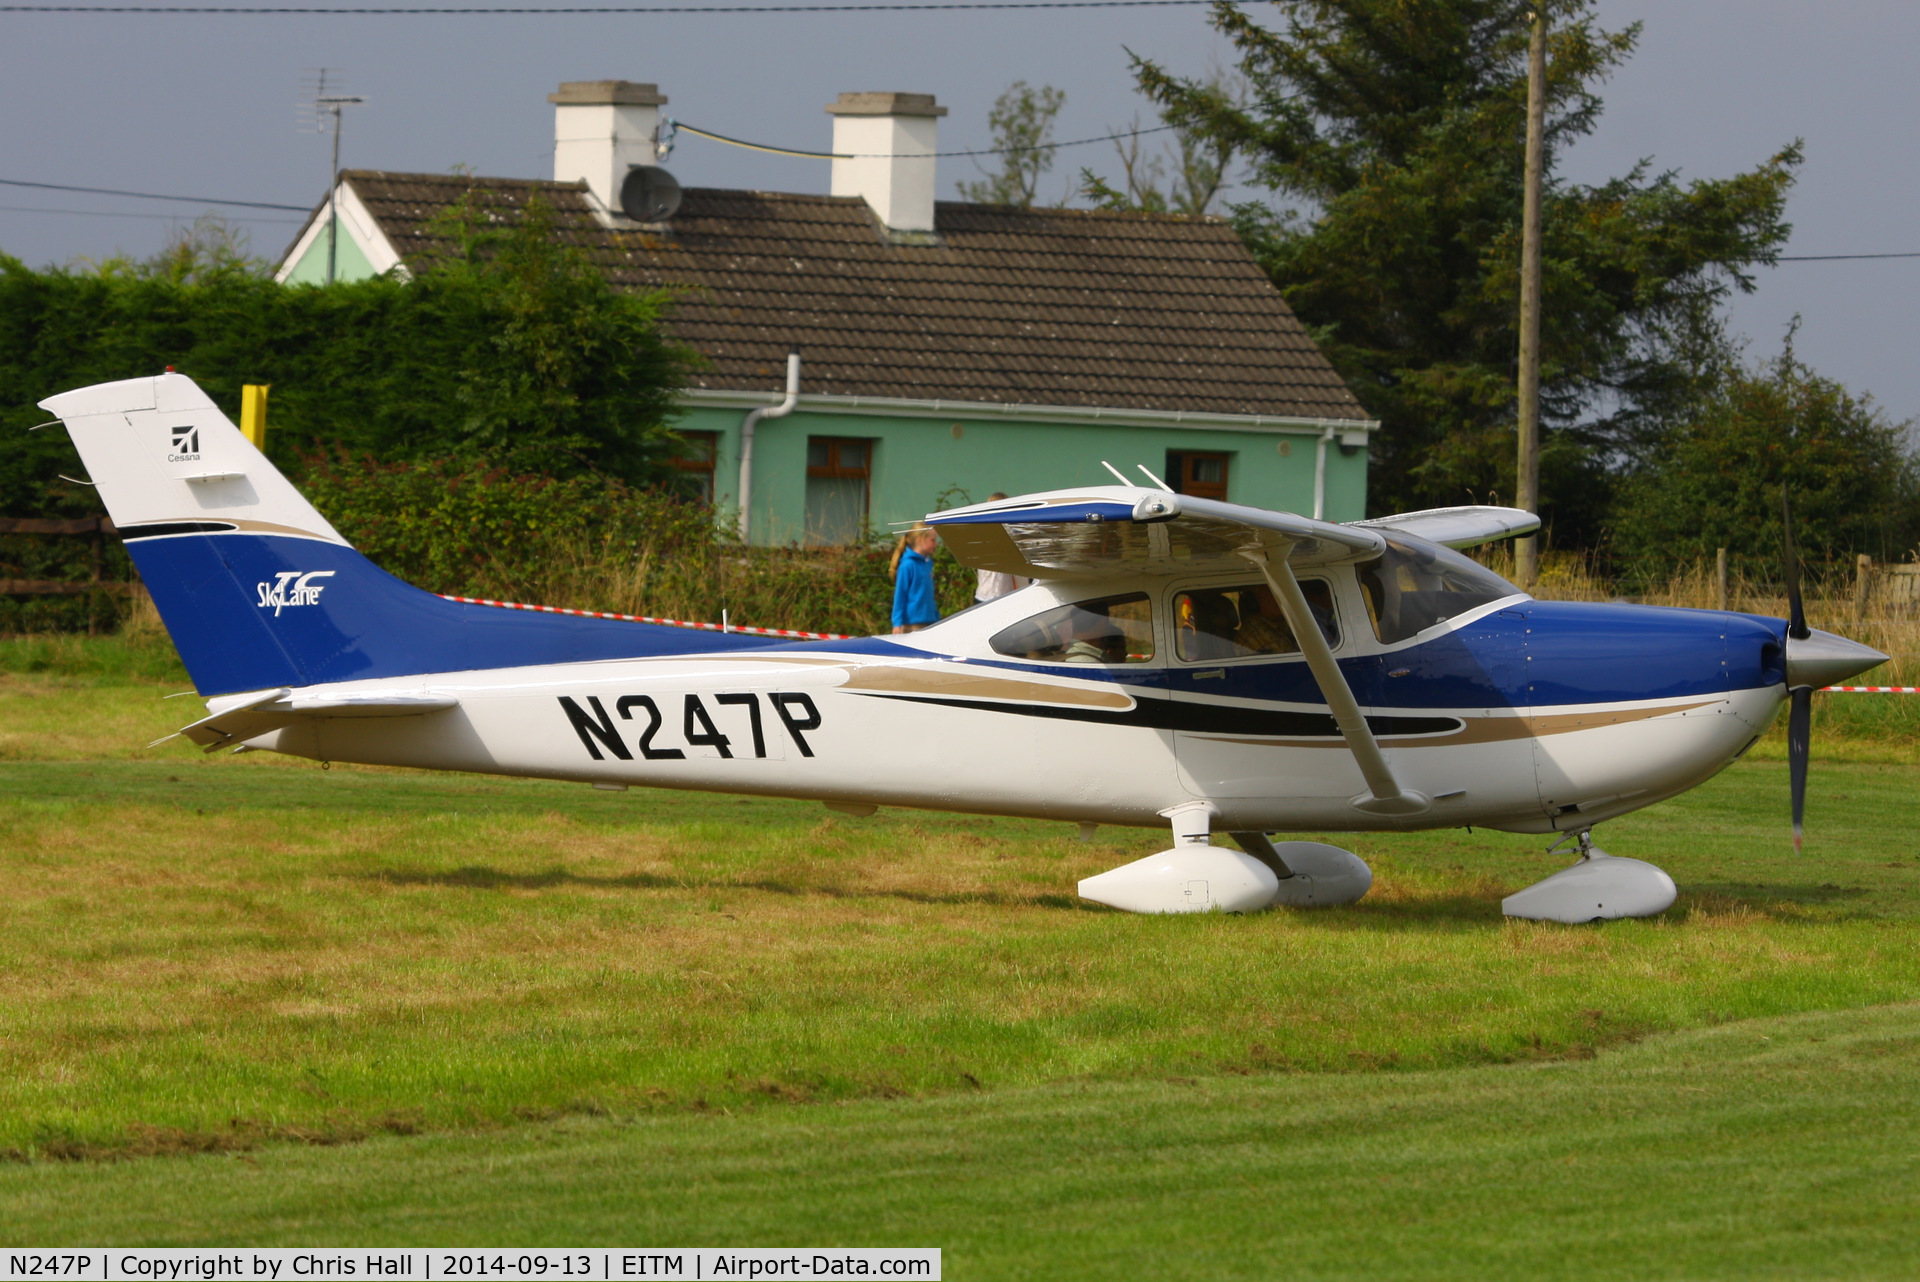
334;170;1369;421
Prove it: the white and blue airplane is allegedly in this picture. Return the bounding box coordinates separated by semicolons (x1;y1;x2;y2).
39;372;1888;922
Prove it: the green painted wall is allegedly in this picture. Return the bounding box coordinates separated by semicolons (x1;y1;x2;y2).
672;405;1370;546
282;220;379;286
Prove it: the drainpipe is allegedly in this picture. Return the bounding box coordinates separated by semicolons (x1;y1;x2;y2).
736;349;801;542
1311;426;1337;521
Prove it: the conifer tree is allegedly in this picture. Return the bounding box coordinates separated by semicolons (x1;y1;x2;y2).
1134;0;1798;541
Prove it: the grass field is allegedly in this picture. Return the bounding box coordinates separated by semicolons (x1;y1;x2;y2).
2;636;1918;1272
7;1003;1918;1277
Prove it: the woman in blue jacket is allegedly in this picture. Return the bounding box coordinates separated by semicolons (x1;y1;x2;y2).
891;524;940;633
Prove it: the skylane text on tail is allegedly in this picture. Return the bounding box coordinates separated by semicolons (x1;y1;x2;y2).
41;372;1887;920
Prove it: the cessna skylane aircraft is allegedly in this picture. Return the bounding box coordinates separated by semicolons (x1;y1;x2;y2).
39;372;1889;922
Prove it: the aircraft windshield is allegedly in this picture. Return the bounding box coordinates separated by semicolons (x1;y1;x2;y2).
990;593;1156;664
1357;537;1520;644
1175;580;1338;662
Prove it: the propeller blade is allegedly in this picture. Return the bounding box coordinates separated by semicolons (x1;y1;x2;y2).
1788;684;1812;854
1783;491;1809;640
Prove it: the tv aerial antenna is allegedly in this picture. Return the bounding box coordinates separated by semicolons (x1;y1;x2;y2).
298;68;365;285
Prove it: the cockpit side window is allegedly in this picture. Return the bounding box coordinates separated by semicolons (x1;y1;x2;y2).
1357;536;1521;644
989;592;1155;664
1174;580;1338;663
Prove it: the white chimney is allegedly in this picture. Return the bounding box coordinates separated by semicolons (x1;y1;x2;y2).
827;92;946;237
550;80;668;217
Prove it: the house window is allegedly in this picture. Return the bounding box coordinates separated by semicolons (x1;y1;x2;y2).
669;431;719;503
805;437;871;546
1166;451;1231;501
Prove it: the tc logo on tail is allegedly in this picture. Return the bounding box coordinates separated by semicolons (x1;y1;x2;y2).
257;570;336;616
167;425;200;462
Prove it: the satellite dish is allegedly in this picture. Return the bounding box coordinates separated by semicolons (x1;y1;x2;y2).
619;166;682;223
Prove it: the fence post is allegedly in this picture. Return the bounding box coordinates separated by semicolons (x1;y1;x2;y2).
88;527;102;636
1855;552;1873;626
1715;547;1728;612
241;384;270;450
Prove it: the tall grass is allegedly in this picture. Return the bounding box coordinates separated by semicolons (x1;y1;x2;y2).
1470;547;1920;754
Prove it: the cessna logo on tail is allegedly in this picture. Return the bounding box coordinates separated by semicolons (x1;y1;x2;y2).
257;570;335;616
167;425;200;462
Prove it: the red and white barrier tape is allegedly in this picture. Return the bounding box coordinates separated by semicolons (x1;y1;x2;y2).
1821;685;1919;694
445;594;1905;673
439;594;853;641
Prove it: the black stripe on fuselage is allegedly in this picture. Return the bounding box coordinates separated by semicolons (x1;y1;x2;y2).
848;691;1461;738
119;521;239;540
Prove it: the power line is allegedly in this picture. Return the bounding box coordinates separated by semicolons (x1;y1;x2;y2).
1777;252;1920;262
1;0;1208;10
0;177;310;212
0;203;303;223
673;118;1178;160
15;168;1916;255
672;122;839;160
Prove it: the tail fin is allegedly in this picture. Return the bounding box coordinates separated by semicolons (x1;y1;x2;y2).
40;372;777;695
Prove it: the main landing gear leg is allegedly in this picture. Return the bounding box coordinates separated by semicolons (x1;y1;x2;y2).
1234;832;1374;908
1500;829;1678;924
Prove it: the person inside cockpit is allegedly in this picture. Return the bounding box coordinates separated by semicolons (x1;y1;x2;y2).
990;592;1154;665
1175;581;1338;662
1178;592;1244;662
1059;612;1128;663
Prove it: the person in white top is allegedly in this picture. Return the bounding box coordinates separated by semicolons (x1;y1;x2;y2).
974;493;1031;604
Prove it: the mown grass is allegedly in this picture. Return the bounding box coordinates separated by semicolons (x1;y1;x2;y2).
5;1002;1918;1278
2;636;1917;1270
2;661;1918;1163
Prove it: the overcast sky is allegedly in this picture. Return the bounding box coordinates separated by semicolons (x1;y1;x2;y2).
2;1;1914;424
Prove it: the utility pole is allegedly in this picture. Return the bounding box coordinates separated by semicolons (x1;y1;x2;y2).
1515;8;1547;589
317;92;364;285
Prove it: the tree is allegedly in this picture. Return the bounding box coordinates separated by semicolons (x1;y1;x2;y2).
405;193;693;480
82;214;263;286
1132;0;1798;542
1081;75;1243;217
958;81;1067;207
0;193;695;520
1612;328;1920;582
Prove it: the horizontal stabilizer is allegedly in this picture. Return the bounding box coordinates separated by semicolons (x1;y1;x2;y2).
161;688;459;752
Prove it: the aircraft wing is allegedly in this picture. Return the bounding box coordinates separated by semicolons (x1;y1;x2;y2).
157;688;459;752
1353;505;1539;549
926;486;1387;579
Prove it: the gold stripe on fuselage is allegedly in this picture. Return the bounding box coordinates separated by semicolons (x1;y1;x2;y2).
842;664;1137;710
1195;698;1724;749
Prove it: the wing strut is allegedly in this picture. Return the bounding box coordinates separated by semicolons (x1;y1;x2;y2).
1239;548;1431;817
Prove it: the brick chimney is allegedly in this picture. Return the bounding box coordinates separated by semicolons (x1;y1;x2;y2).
550;80;668;217
827;92;946;238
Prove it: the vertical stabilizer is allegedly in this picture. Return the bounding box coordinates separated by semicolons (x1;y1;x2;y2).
39;372;347;544
39;372;783;697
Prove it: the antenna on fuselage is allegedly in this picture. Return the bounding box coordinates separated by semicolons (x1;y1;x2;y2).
1136;463;1174;492
1099;460;1132;486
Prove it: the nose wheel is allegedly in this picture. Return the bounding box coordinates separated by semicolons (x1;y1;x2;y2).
1501;830;1677;923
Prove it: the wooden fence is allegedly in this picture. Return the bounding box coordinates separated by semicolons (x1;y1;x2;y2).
0;516;136;634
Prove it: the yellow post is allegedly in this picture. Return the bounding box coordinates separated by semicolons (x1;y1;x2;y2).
240;384;270;449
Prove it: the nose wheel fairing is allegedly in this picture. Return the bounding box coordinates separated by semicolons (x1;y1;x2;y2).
1502;835;1677;924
